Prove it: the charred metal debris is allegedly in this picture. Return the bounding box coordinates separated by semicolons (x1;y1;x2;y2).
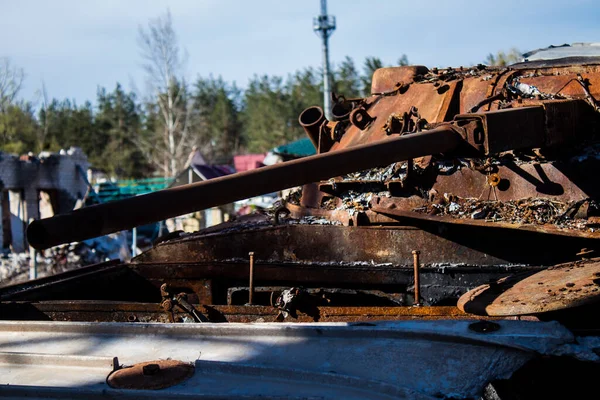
279;62;600;232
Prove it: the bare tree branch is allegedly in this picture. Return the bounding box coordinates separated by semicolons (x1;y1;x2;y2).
136;10;194;177
127;134;170;176
37;80;49;152
0;57;24;113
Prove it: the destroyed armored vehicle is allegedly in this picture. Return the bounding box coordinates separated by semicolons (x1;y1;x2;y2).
1;49;600;398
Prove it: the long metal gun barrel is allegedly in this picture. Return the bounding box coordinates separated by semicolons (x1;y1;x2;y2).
27;125;461;250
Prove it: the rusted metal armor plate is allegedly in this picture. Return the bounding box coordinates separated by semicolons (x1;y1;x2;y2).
134;224;598;267
107;359;194;390
458;258;600;316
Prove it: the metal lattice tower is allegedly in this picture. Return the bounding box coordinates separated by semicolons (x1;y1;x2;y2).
313;0;336;120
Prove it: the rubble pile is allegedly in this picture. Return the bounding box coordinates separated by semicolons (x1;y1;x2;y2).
415;196;597;230
0;253;32;284
342;162;406;182
0;232;130;287
338;191;373;215
274;132;599;229
287;216;342;226
0;248;84;287
337;191;385;216
283;189;302;205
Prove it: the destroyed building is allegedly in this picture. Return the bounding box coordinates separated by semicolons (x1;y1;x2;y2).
0;147;89;252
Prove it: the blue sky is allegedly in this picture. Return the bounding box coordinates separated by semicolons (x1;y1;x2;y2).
1;0;599;105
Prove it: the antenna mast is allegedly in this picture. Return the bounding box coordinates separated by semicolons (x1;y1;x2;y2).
313;0;336;120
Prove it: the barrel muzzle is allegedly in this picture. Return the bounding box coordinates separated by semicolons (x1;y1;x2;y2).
299;106;326;149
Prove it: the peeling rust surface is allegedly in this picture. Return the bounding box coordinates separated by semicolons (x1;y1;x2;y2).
430;160;598;203
458;258;600;316
0;301;512;323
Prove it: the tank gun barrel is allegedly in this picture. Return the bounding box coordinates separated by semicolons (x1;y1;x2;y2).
27;125;461;250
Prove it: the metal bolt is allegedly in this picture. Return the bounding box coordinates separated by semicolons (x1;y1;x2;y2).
412;250;421;306
248;252;255;305
112;357;120;372
160;283;170;298
577;248;594;259
161;299;173;311
143;363;160;376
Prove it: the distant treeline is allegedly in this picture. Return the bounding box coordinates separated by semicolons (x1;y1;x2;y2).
0;55;405;178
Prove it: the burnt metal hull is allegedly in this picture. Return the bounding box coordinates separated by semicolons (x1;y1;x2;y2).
136;223;598;267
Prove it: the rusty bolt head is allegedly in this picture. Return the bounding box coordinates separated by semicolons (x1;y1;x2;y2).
160;283;170;297
487;173;501;187
143;363;160;376
577;248;595;257
161;299;173;311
